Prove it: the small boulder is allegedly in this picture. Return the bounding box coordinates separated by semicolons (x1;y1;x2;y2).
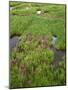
37;11;42;15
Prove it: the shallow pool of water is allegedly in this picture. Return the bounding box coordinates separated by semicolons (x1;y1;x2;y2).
54;49;65;65
10;36;19;51
50;46;65;66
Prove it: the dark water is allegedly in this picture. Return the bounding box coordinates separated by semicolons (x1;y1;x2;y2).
10;36;19;51
50;47;65;66
51;35;65;65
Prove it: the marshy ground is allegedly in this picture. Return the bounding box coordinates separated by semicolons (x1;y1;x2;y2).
9;2;66;89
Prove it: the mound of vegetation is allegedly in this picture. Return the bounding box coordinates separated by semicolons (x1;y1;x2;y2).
10;34;66;88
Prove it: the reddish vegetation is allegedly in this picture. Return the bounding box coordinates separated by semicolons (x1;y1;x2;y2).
11;60;17;65
35;35;49;48
25;34;49;49
19;63;27;75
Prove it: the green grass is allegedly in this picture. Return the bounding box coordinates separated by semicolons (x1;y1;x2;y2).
10;34;66;88
10;7;38;15
10;15;65;50
10;2;65;50
9;1;22;7
10;2;66;88
10;15;33;37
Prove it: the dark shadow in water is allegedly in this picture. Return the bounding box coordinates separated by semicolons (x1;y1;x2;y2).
50;46;65;67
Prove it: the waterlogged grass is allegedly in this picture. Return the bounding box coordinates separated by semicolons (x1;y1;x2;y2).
10;2;66;88
10;34;66;88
